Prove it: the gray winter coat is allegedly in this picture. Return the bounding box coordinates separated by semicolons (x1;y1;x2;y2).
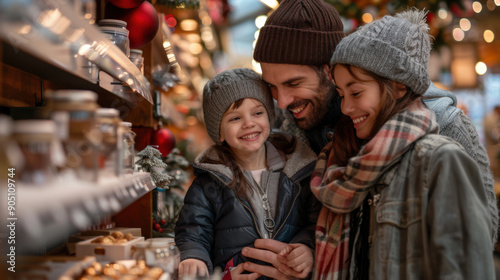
364;134;495;279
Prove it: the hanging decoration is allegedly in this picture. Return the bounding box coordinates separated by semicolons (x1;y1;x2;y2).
152;127;177;157
206;0;231;25
152;148;190;237
105;1;160;48
135;145;173;189
107;0;145;9
153;65;180;92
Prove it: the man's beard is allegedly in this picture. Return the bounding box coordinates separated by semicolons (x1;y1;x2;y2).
293;80;336;130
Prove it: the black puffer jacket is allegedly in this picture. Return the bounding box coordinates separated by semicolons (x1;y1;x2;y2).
175;139;320;275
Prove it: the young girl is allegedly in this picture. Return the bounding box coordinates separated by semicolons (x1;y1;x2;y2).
280;8;494;280
174;68;320;279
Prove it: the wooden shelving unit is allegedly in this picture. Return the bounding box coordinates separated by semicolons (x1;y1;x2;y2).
1;172;156;255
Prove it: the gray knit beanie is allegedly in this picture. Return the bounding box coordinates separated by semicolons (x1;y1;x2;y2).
254;0;345;66
331;8;432;96
203;68;275;145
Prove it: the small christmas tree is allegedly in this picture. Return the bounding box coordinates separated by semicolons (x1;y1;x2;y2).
152;148;190;237
135;145;172;189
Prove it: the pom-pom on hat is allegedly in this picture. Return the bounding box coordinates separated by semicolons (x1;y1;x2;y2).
203;68;275;145
331;8;432;96
253;0;345;66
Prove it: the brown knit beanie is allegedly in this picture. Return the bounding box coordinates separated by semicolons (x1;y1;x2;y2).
253;0;345;66
203;68;275;145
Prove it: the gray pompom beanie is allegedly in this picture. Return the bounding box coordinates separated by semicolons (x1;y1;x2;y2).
331;8;432;96
203;68;275;145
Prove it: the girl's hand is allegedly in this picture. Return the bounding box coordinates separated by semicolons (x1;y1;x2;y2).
179;259;209;279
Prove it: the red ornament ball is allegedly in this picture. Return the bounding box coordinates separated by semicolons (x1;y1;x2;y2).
107;0;145;9
152;128;176;157
105;1;159;48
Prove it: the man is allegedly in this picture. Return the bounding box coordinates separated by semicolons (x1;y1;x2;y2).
241;0;499;278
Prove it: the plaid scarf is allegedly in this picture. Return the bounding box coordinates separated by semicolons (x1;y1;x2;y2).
310;100;438;280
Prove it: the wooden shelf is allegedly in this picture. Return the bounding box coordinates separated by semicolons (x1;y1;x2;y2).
1;41;141;108
0;0;153;107
2;172;156;255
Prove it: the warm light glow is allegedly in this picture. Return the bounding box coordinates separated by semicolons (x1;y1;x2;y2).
259;0;279;9
484;29;495;43
163;41;171;48
18;24;32;35
186;116;198;126
199;11;212;25
255;15;267;29
253;40;257;49
475;61;487;75
167;53;176;61
459;18;471;31
185;33;201;42
472;1;483;13
453;28;465;41
254;30;260;40
438;8;448;19
78;44;91;56
166;17;177;27
496;0;500;6
189;43;203;55
487;0;496;10
179;19;198;31
362;13;373;23
252;59;262;74
201;30;214;42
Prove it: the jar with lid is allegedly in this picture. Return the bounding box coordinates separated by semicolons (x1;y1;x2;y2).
98;19;130;57
132;238;180;279
0;116;23;180
120;122;136;174
129;49;144;73
12;120;58;185
96;108;122;177
44;90;99;182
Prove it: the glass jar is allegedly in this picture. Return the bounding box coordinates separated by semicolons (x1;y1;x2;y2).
131;240;150;262
12;120;58;185
44;90;99;182
129;49;144;74
99;19;130;57
0;116;23;180
120;122;136;174
96;108;122;177
132;238;179;279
